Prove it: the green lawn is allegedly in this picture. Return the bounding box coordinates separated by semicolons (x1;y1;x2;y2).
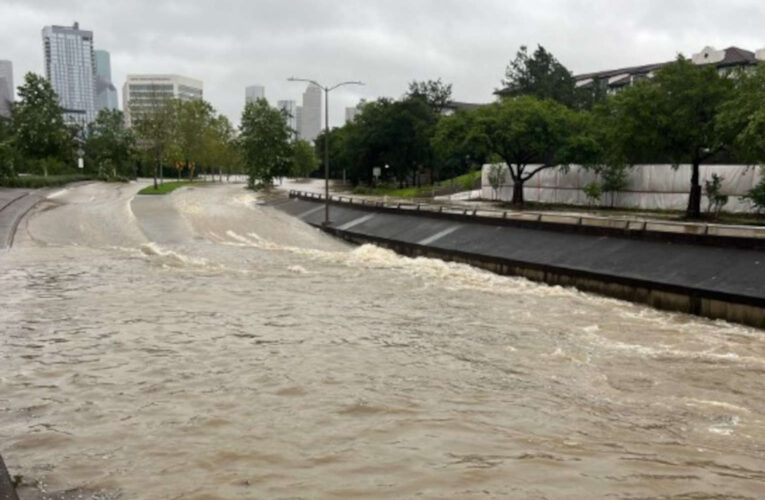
352;172;481;198
138;181;197;195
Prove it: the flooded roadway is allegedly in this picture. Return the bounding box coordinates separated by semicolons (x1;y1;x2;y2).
1;181;765;499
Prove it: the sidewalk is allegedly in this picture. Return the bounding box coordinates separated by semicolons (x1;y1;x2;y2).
281;183;765;241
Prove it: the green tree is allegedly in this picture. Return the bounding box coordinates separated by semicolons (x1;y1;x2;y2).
431;109;490;180
0;116;16;179
406;78;453;113
610;57;733;218
239;98;293;188
133;96;177;189
11;72;72;176
499;45;576;107
171;99;216;180
85;109;137;178
717;64;765;165
291;139;318;178
474;96;585;206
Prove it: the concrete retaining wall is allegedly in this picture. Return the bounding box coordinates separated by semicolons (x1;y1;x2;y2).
274;193;765;329
482;163;764;213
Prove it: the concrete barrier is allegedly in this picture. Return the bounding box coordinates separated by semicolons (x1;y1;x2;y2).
277;193;765;329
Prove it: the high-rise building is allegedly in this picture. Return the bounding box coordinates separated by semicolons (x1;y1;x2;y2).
0;60;13;118
277;99;297;138
94;50;118;113
245;85;265;103
123;74;203;127
42;22;96;124
295;106;303;139
300;83;322;142
345;106;359;124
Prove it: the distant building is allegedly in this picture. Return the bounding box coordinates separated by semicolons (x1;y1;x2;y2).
344;106;358;124
245;85;265;103
441;101;485;116
495;45;765;98
42;22;97;124
123;74;203;127
295;105;303;139
94;50;118;113
574;46;765;95
277;99;298;138
300;83;322;142
0;60;12;118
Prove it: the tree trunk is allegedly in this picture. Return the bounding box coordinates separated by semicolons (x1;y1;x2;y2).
686;161;701;219
511;180;524;206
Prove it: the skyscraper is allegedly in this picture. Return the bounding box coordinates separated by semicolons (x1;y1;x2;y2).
345;106;359;124
0;60;13;118
42;22;96;124
300;83;321;142
277;100;297;138
295;106;303;139
94;50;118;113
245;85;265;103
123;74;203;127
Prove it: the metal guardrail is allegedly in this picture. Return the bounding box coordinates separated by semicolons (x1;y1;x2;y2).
287;190;765;240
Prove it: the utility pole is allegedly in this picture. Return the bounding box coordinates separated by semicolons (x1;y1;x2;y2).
288;77;364;225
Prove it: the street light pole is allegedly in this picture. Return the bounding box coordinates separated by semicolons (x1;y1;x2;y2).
288;77;364;225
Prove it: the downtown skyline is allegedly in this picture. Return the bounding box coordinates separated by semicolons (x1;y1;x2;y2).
1;0;765;128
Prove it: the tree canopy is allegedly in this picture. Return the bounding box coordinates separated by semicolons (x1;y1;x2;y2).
85;109;137;178
608;57;733;217
239;98;293;188
11;72;73;176
500;45;577;107
474;95;585;205
406;78;453;114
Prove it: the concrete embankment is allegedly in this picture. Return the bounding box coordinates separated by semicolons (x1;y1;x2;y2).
273;192;765;328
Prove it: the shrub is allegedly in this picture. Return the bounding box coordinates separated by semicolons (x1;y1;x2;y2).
704;173;728;217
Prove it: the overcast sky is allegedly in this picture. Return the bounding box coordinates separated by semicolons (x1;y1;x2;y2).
2;0;764;127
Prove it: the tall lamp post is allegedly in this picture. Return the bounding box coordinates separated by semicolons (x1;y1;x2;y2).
288;77;364;225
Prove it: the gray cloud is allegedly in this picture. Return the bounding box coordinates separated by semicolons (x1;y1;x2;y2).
2;0;764;127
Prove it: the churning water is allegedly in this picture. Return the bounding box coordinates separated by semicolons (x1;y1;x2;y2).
2;182;765;499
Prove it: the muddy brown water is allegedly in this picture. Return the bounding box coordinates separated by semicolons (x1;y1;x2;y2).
1;182;765;499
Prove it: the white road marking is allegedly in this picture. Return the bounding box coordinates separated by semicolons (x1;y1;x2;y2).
337;214;376;231
297;205;325;219
417;225;461;246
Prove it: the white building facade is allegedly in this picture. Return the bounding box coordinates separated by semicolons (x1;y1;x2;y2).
42;22;97;124
123;74;203;127
300;83;322;142
0;60;13;118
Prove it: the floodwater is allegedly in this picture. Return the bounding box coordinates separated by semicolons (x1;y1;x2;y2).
1;182;765;499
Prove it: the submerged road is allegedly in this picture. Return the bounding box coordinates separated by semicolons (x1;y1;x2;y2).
2;182;765;499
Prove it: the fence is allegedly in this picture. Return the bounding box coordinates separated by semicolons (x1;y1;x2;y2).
481;164;763;212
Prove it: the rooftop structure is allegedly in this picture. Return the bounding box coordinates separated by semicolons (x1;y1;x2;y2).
574;46;765;94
